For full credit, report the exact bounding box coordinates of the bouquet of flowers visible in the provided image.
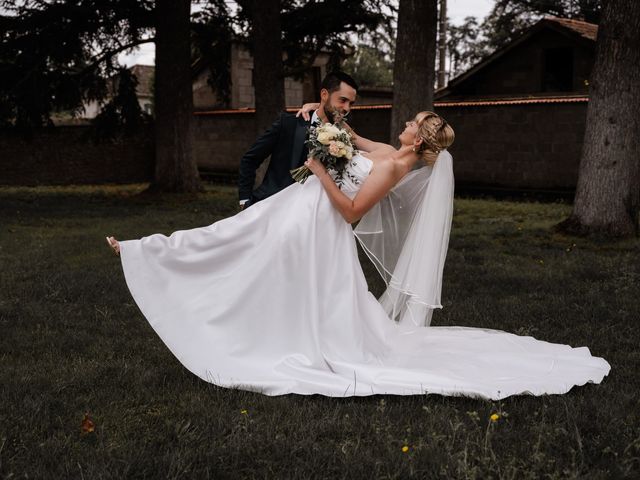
[290,115,355,184]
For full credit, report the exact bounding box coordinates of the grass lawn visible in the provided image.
[1,183,639,479]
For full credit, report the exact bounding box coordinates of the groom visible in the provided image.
[238,71,359,210]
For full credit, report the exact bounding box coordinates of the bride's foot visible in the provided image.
[106,236,120,256]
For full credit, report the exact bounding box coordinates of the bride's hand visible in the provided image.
[342,121,356,138]
[304,157,328,178]
[296,102,320,121]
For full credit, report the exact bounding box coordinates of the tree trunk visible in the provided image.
[390,0,438,145]
[557,0,640,237]
[252,0,285,133]
[249,0,285,187]
[437,0,447,89]
[151,0,201,193]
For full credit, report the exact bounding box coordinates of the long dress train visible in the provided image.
[118,155,610,399]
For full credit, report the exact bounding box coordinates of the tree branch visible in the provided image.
[63,37,156,76]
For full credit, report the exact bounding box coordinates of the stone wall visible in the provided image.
[1,101,587,191]
[192,111,256,174]
[191,107,394,177]
[193,101,587,191]
[0,126,154,186]
[436,100,587,190]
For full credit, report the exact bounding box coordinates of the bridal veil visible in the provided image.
[354,150,455,327]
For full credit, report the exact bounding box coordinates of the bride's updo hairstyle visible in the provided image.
[415,111,455,166]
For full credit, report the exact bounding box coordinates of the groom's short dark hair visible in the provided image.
[320,71,359,93]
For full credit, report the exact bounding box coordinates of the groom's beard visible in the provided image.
[323,105,336,123]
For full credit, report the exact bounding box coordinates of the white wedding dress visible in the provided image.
[118,154,610,399]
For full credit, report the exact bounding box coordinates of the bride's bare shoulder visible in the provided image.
[370,144,397,155]
[368,154,403,179]
[364,145,397,162]
[370,154,412,183]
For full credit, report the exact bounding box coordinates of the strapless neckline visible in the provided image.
[353,153,373,165]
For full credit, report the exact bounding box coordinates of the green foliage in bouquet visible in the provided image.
[290,118,355,185]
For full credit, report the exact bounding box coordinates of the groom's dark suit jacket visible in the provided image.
[238,112,311,206]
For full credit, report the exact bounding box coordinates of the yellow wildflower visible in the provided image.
[402,445,409,453]
[490,413,500,422]
[240,409,248,415]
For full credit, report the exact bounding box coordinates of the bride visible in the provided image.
[106,111,610,399]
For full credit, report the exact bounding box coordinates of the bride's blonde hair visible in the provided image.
[415,111,455,165]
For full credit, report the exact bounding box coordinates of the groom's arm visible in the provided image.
[238,113,284,204]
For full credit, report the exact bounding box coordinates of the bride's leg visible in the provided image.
[106,236,120,256]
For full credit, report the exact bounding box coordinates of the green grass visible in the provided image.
[1,184,639,479]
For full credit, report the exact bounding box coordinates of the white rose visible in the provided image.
[345,148,353,160]
[317,132,332,145]
[321,123,341,137]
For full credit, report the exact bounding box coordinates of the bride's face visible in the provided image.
[399,112,427,146]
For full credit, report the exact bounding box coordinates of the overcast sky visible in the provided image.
[119,0,495,67]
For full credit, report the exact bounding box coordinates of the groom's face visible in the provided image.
[320,82,357,122]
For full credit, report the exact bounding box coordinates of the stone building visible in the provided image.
[81,64,155,119]
[81,42,331,119]
[192,41,331,110]
[435,16,596,101]
[428,16,598,194]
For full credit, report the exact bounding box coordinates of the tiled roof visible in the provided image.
[192,96,589,115]
[544,16,598,41]
[347,96,589,108]
[434,95,588,107]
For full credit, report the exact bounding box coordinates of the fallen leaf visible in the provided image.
[81,413,95,434]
